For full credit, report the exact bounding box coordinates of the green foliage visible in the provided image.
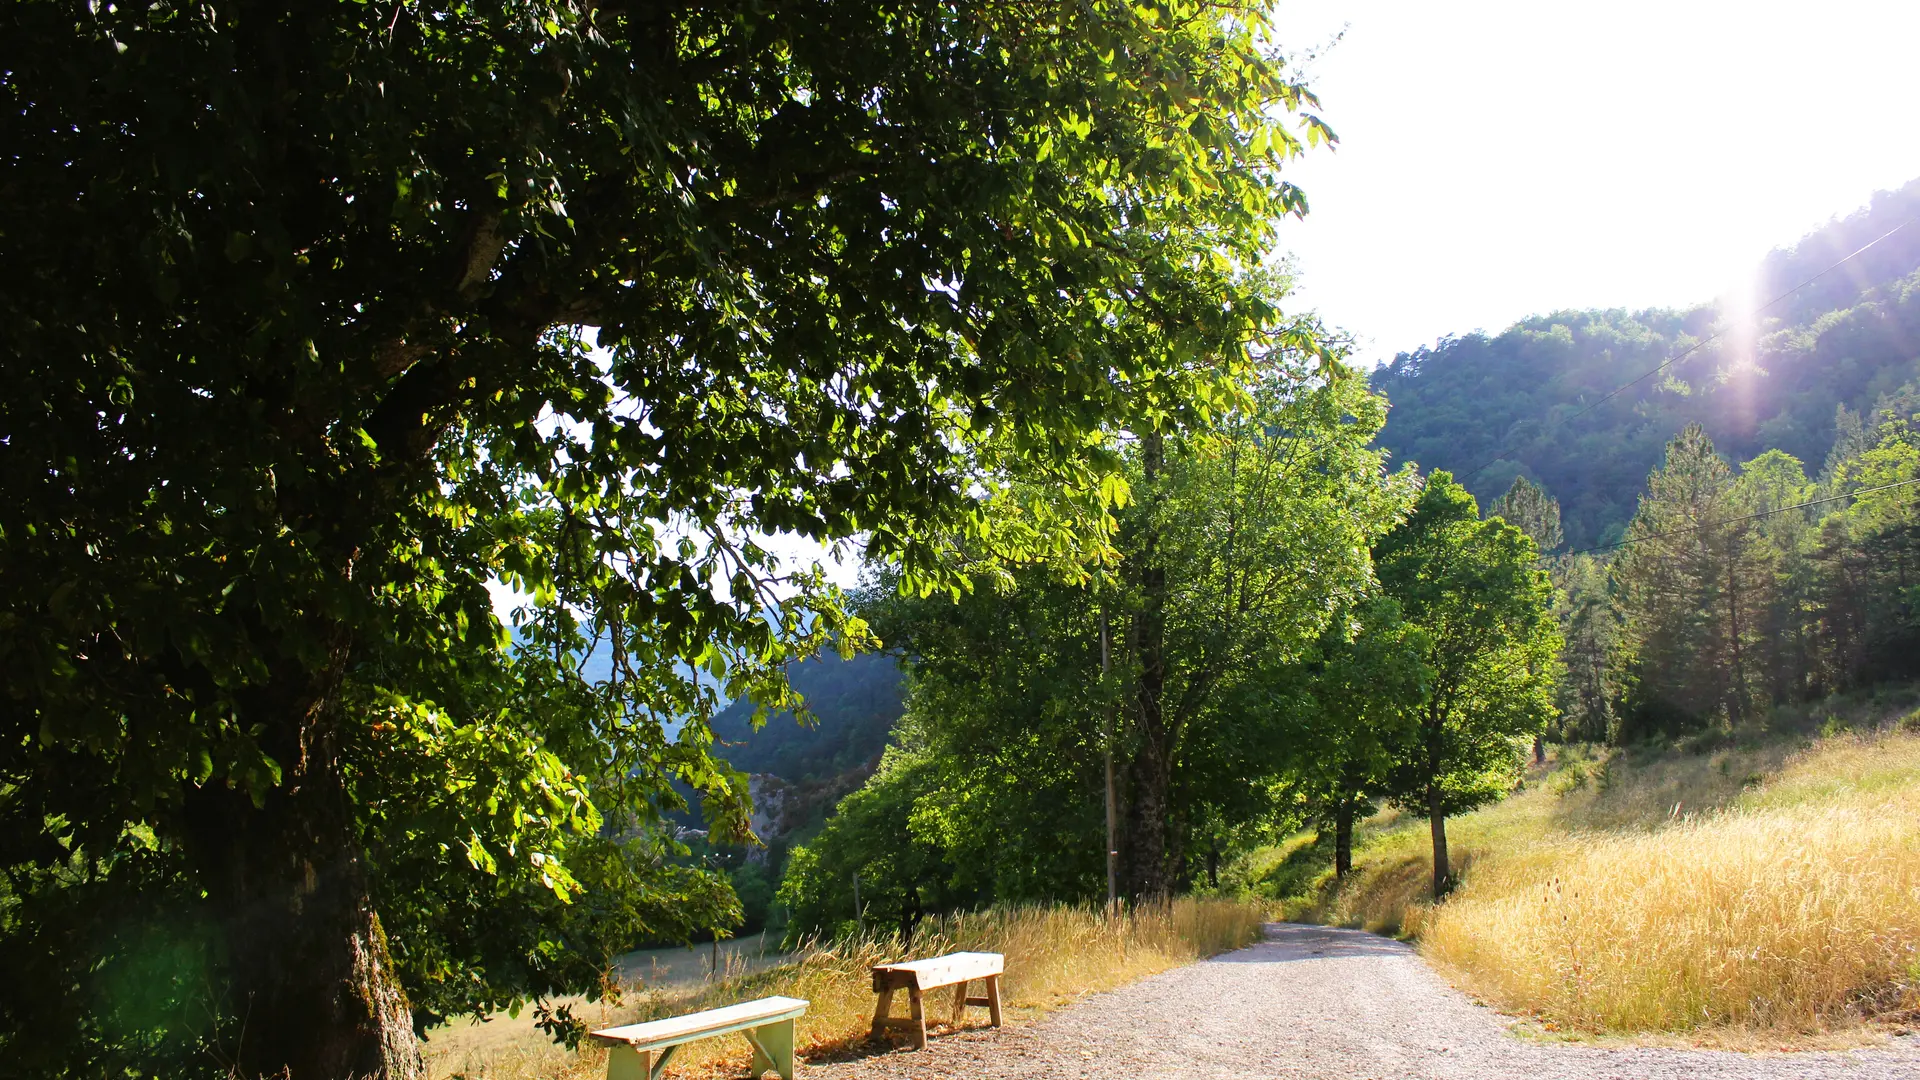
[0,0,1328,1074]
[782,351,1414,917]
[1612,425,1769,734]
[727,862,780,937]
[1257,597,1427,841]
[1114,351,1415,894]
[1373,472,1562,894]
[779,554,1127,937]
[1488,475,1565,554]
[776,734,1015,940]
[1604,418,1920,739]
[1554,554,1620,743]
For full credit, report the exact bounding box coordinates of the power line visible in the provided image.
[1455,214,1920,485]
[1554,475,1920,560]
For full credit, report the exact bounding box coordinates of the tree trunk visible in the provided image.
[1726,546,1747,725]
[186,664,422,1080]
[1123,730,1172,902]
[1334,795,1355,880]
[1427,783,1452,899]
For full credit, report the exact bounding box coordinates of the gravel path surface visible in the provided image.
[809,923,1920,1079]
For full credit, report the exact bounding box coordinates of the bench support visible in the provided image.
[606,1043,675,1080]
[869,986,930,1049]
[949,975,1002,1027]
[744,1017,797,1080]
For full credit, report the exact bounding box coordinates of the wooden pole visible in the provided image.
[1102,607,1118,912]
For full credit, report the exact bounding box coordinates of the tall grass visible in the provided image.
[1423,733,1920,1034]
[429,898,1267,1079]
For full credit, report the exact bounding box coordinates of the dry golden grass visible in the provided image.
[429,898,1268,1079]
[1302,729,1920,1039]
[1424,732,1920,1035]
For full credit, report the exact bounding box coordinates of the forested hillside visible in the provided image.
[710,652,904,782]
[1372,178,1920,548]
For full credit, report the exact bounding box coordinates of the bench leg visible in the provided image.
[951,979,969,1024]
[986,973,1002,1027]
[870,986,895,1040]
[908,986,927,1050]
[746,1018,796,1080]
[606,1045,652,1080]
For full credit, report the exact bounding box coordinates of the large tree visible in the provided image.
[0,2,1326,1076]
[1115,356,1408,898]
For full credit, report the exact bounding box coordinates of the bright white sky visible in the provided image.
[1268,0,1920,366]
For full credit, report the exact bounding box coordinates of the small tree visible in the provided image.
[1376,472,1560,899]
[1489,475,1565,555]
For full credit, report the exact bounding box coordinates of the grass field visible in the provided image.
[427,898,1267,1079]
[1272,693,1920,1040]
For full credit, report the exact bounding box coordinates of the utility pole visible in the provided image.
[1102,606,1118,913]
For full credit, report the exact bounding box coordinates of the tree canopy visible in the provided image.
[0,2,1329,1076]
[780,351,1413,927]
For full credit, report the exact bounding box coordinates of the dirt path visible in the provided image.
[810,923,1920,1080]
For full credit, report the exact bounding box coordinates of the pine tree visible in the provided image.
[1554,555,1619,742]
[1489,475,1565,554]
[1612,424,1767,736]
[1734,451,1818,704]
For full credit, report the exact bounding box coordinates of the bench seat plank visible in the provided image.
[869,952,1003,1050]
[870,951,1003,991]
[589,995,808,1052]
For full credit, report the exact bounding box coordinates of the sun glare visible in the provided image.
[1716,270,1765,377]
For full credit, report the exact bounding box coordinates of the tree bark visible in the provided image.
[1123,730,1172,902]
[1427,782,1451,900]
[1726,544,1747,725]
[185,660,422,1080]
[1334,795,1355,880]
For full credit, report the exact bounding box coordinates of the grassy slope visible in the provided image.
[1268,692,1920,1039]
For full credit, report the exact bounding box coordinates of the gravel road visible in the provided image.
[809,922,1920,1080]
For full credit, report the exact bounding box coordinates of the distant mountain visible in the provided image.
[1371,178,1920,548]
[711,651,904,783]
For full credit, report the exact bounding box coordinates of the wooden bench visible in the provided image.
[589,995,807,1080]
[869,951,1003,1050]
